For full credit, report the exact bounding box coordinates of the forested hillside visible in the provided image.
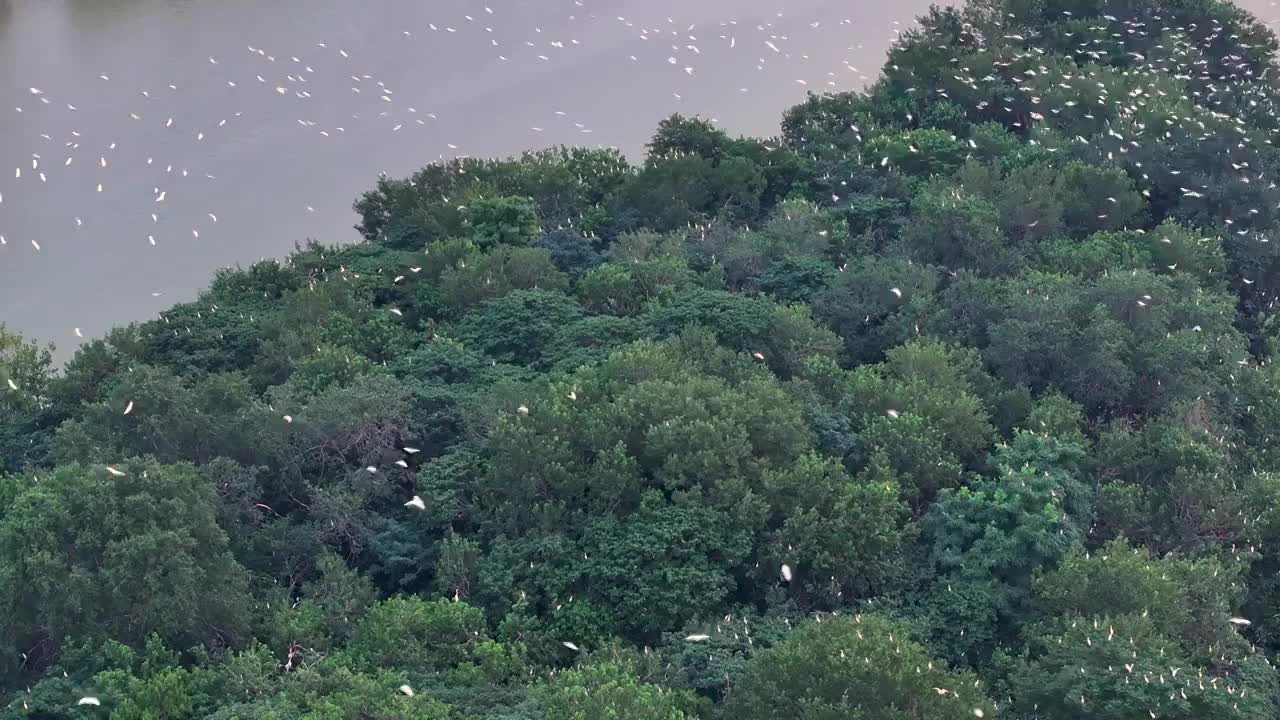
[6,0,1280,717]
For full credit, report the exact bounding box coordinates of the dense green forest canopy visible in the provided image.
[7,0,1280,717]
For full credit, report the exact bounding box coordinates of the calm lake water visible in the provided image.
[0,0,1275,361]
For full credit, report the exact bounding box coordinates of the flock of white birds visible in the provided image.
[1,5,895,252]
[6,0,1280,713]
